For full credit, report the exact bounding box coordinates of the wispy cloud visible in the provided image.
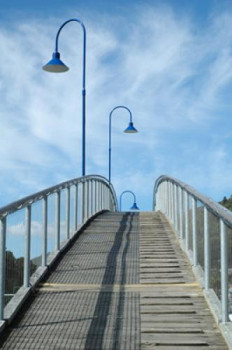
[1,4,232,208]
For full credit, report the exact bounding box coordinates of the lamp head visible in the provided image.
[130,202,139,210]
[124,121,138,133]
[42,52,69,73]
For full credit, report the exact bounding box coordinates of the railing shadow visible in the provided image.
[84,212,135,350]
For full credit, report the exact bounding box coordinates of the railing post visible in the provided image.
[167,181,170,219]
[192,197,197,266]
[204,207,210,290]
[95,180,97,213]
[0,217,6,320]
[82,181,86,223]
[220,219,229,323]
[171,183,175,225]
[156,186,159,211]
[174,185,178,232]
[97,182,100,212]
[163,182,166,214]
[55,191,60,251]
[179,187,184,240]
[74,183,78,231]
[86,180,90,219]
[91,180,94,215]
[42,197,48,267]
[184,191,189,251]
[24,205,31,288]
[100,182,103,211]
[66,186,70,239]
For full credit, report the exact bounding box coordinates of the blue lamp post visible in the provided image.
[42,18,87,176]
[109,106,138,183]
[120,190,139,211]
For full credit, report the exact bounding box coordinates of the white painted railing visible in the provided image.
[154,175,232,325]
[0,175,117,321]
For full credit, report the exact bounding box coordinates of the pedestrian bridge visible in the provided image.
[0,175,231,349]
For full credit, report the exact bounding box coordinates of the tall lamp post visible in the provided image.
[109,106,138,183]
[120,190,139,211]
[42,18,87,176]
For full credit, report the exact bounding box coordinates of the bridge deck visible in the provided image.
[0,212,228,349]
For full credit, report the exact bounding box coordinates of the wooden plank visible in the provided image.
[139,212,229,350]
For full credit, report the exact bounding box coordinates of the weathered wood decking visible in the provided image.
[0,212,229,349]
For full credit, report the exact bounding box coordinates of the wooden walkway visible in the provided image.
[0,212,229,349]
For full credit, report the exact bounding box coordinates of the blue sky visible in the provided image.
[1,0,232,211]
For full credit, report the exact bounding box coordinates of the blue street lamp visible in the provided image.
[42,18,87,176]
[109,106,138,183]
[120,190,139,211]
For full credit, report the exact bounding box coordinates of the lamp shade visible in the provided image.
[130,202,139,210]
[42,52,69,73]
[124,121,138,133]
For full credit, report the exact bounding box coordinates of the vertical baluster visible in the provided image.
[204,207,210,290]
[165,181,168,215]
[192,197,197,266]
[24,205,31,288]
[179,187,183,240]
[174,185,178,233]
[42,197,48,267]
[167,181,170,219]
[220,219,229,323]
[172,183,175,225]
[82,181,86,223]
[66,186,70,239]
[0,217,6,320]
[91,180,94,216]
[86,180,90,219]
[95,180,97,213]
[184,191,189,251]
[100,182,103,211]
[55,191,60,251]
[74,183,78,231]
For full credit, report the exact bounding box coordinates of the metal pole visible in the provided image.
[74,183,78,231]
[0,217,6,320]
[86,180,90,219]
[171,182,175,227]
[220,219,229,323]
[184,191,189,251]
[95,180,97,214]
[42,197,48,267]
[204,207,210,290]
[82,181,85,223]
[55,191,60,251]
[108,105,134,183]
[167,181,170,219]
[66,187,70,239]
[55,19,86,176]
[174,185,178,232]
[179,187,183,240]
[192,197,197,266]
[99,183,101,211]
[24,206,31,288]
[91,180,94,216]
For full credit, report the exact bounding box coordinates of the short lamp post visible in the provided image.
[42,18,87,176]
[109,106,138,183]
[120,190,139,211]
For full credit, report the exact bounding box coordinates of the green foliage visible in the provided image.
[5,251,37,295]
[219,195,232,211]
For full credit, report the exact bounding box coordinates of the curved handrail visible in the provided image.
[0,174,118,321]
[153,174,232,324]
[153,174,232,228]
[0,175,118,218]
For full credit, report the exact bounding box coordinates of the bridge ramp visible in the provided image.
[0,212,228,349]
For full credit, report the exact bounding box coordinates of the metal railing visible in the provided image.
[153,175,232,324]
[0,175,117,321]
